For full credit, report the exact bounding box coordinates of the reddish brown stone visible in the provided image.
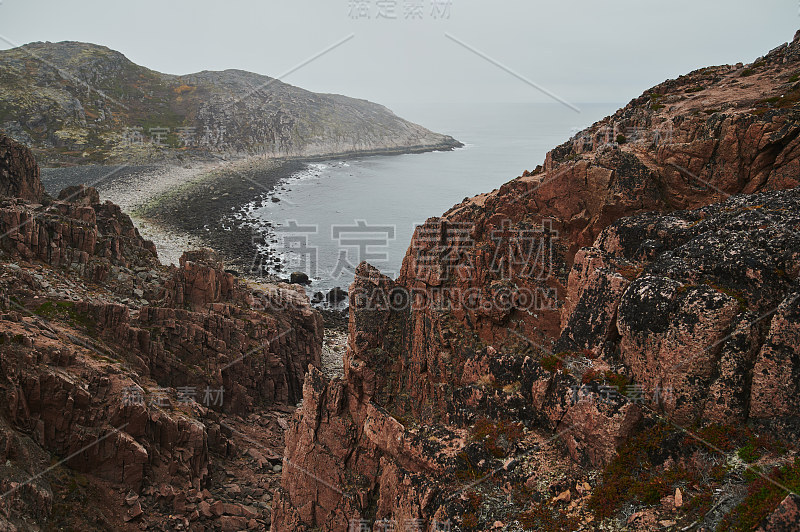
[0,134,45,203]
[757,494,800,532]
[274,34,800,531]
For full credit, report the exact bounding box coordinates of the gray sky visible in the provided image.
[0,0,795,108]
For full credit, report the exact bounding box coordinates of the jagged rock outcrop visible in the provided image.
[563,188,800,429]
[57,184,99,205]
[0,41,461,165]
[274,33,800,531]
[0,135,45,203]
[0,135,322,529]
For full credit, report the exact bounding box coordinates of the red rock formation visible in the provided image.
[0,136,323,529]
[758,494,800,532]
[274,34,800,531]
[0,187,158,282]
[749,294,800,422]
[0,134,45,203]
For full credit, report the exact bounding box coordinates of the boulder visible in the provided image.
[290,271,310,285]
[326,286,347,304]
[58,184,100,205]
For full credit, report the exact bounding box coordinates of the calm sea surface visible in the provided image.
[241,102,621,296]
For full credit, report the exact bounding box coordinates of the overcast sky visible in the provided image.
[0,0,795,109]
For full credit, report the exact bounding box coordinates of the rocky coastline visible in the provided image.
[40,139,461,306]
[272,32,800,532]
[0,130,333,529]
[0,41,462,167]
[2,28,800,532]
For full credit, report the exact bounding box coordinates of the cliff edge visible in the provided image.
[273,31,800,532]
[0,133,323,530]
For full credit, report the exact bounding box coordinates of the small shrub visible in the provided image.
[704,281,748,312]
[589,422,712,519]
[454,451,481,481]
[581,348,599,359]
[539,354,565,372]
[616,134,627,144]
[711,463,729,481]
[35,301,95,329]
[581,369,602,384]
[737,433,784,464]
[743,465,762,483]
[604,371,629,390]
[589,423,672,518]
[617,264,643,281]
[471,417,525,458]
[461,512,478,528]
[738,441,762,463]
[685,491,713,515]
[518,502,581,532]
[173,84,194,95]
[649,93,665,111]
[465,490,482,510]
[687,424,741,452]
[580,369,630,390]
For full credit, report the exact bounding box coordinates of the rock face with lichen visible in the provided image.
[0,134,45,202]
[563,189,800,430]
[0,41,461,165]
[273,33,800,531]
[0,133,322,530]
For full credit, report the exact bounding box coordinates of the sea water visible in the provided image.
[241,102,621,297]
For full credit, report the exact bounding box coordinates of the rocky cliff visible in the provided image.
[273,33,800,531]
[0,135,45,202]
[0,133,323,530]
[0,42,461,165]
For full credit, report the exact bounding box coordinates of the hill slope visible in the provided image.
[0,41,461,165]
